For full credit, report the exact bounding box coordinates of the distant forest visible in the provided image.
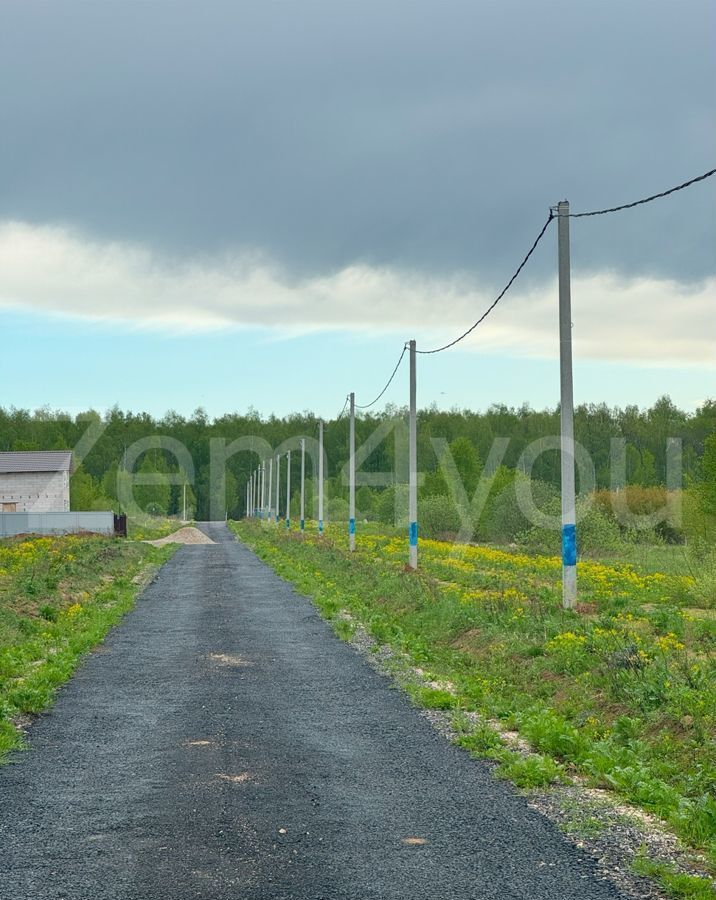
[1,397,714,520]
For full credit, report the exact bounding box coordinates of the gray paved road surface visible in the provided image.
[0,523,626,899]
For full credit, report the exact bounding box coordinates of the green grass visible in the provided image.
[0,533,174,761]
[231,519,716,873]
[332,618,356,641]
[493,749,566,788]
[410,686,460,710]
[599,543,695,577]
[559,814,607,840]
[127,515,188,541]
[454,721,505,755]
[632,856,716,900]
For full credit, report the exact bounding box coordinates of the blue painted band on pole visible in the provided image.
[300,519,305,531]
[349,517,356,535]
[409,521,418,547]
[286,518,290,529]
[562,523,577,566]
[318,519,324,533]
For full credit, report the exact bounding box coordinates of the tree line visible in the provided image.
[0,396,713,521]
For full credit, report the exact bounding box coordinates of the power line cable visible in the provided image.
[334,395,350,421]
[417,167,715,355]
[567,167,716,218]
[355,344,408,409]
[330,165,715,413]
[416,213,555,354]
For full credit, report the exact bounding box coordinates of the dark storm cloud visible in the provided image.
[1,0,714,286]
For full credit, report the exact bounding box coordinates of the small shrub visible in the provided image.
[486,477,558,544]
[356,486,376,520]
[327,497,349,522]
[519,497,622,556]
[594,488,686,544]
[377,485,408,527]
[419,495,462,538]
[577,500,623,555]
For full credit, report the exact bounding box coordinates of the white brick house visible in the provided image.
[0,451,73,513]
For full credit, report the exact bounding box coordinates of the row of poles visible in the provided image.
[246,427,323,533]
[246,203,576,608]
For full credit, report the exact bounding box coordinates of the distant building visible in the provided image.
[0,451,73,513]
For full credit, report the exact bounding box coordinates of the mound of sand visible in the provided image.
[146,527,215,546]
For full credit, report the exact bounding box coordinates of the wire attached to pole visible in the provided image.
[567,167,716,218]
[354,344,408,409]
[417,213,555,355]
[329,165,715,408]
[334,395,350,421]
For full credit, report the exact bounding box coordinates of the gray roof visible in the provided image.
[0,451,74,474]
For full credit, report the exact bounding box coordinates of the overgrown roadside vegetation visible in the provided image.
[128,515,192,541]
[0,533,174,761]
[232,520,716,898]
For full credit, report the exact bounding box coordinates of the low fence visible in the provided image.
[0,511,117,538]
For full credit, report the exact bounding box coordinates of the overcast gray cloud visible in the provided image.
[2,0,714,293]
[1,220,714,370]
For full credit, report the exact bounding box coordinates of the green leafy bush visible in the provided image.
[519,496,623,557]
[327,497,350,521]
[377,485,408,527]
[419,495,462,538]
[485,476,558,543]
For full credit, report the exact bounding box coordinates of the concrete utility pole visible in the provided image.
[300,438,306,532]
[557,200,577,609]
[183,482,187,522]
[275,454,280,522]
[349,392,356,552]
[260,461,266,520]
[267,457,273,522]
[318,420,324,535]
[286,450,291,528]
[408,339,418,570]
[253,469,258,518]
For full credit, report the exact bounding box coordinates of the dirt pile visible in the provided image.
[146,527,215,546]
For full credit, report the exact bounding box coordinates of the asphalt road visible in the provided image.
[0,523,627,899]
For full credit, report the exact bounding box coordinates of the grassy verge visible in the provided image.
[0,533,175,760]
[633,856,716,900]
[232,519,716,891]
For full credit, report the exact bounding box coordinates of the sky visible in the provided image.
[1,0,714,419]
